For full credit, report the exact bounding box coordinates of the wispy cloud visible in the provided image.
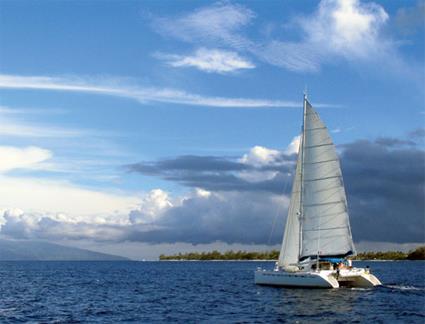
[156,48,255,73]
[0,105,67,115]
[152,2,254,49]
[152,0,398,73]
[0,115,85,138]
[0,74,338,108]
[0,146,52,173]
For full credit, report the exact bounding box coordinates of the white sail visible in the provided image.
[299,100,355,259]
[278,139,302,269]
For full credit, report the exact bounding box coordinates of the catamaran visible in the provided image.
[255,95,381,288]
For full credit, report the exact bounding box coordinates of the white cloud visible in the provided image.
[303,0,389,59]
[0,146,52,173]
[0,189,287,244]
[237,143,300,183]
[152,2,254,48]
[129,189,173,224]
[284,135,301,155]
[152,0,396,73]
[240,145,281,166]
[238,145,285,182]
[0,114,85,138]
[195,188,211,198]
[256,0,391,71]
[0,74,313,108]
[158,48,255,73]
[0,176,139,217]
[0,105,67,115]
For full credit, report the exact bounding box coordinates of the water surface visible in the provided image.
[0,261,423,323]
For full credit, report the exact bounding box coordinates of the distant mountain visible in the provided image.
[0,239,129,261]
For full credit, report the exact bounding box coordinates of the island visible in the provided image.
[159,246,425,261]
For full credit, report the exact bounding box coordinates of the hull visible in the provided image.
[337,268,382,288]
[255,269,339,288]
[255,268,381,289]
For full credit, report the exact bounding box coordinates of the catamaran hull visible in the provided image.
[337,271,381,288]
[255,270,339,288]
[254,269,381,289]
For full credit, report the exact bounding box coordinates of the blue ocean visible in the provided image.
[0,261,423,323]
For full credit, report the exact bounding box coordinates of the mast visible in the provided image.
[298,93,307,261]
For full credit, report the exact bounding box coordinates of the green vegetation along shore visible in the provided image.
[159,246,425,261]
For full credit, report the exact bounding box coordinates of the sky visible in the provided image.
[0,0,424,260]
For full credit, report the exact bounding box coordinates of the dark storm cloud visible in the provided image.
[126,134,425,245]
[374,137,415,147]
[127,154,295,194]
[127,192,285,245]
[2,135,423,246]
[131,155,248,174]
[341,139,425,243]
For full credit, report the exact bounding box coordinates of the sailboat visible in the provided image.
[255,95,381,288]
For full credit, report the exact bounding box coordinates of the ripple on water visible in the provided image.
[0,261,423,323]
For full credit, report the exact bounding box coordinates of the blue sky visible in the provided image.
[0,0,424,259]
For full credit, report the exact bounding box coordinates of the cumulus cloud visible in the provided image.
[265,0,392,70]
[129,189,173,224]
[303,0,389,59]
[127,134,424,244]
[0,190,287,245]
[0,209,128,241]
[240,146,281,166]
[157,48,255,73]
[1,134,423,246]
[126,191,287,244]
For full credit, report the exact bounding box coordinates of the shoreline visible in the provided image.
[158,259,422,262]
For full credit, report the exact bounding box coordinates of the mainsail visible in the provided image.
[278,96,355,268]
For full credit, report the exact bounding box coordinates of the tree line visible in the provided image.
[159,246,425,261]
